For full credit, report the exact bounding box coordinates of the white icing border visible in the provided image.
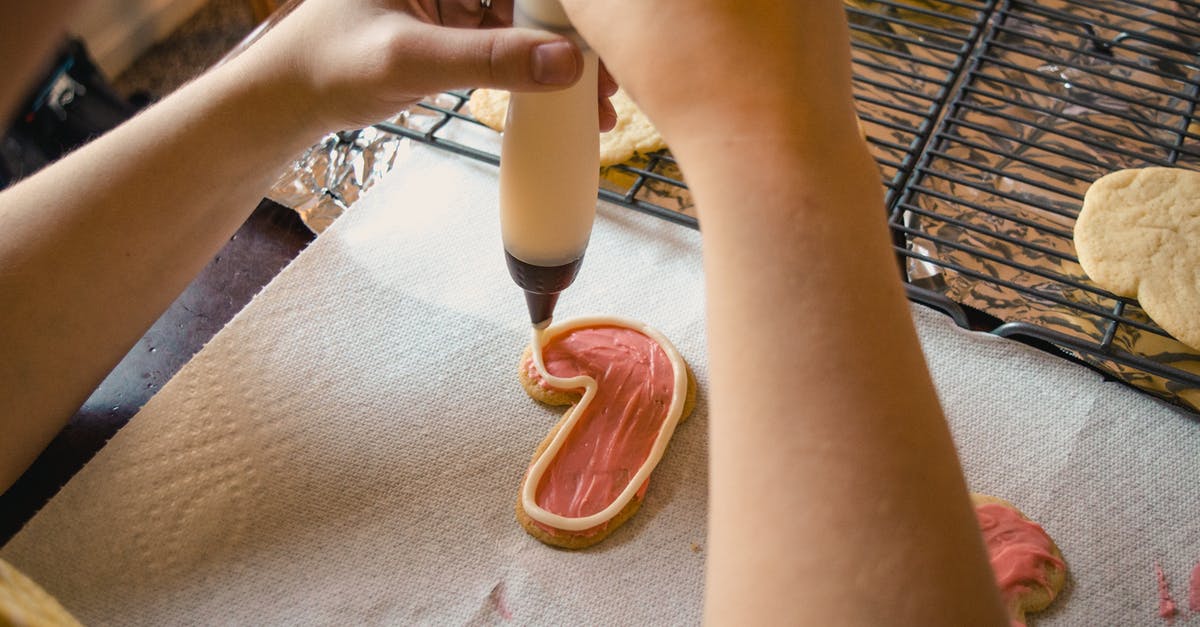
[520,315,688,532]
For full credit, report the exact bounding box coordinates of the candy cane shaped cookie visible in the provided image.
[972,494,1067,626]
[515,316,697,549]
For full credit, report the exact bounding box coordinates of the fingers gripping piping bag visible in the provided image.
[500,0,600,328]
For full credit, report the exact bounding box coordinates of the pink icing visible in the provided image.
[527,325,676,536]
[1156,562,1178,620]
[1189,561,1200,612]
[975,503,1065,613]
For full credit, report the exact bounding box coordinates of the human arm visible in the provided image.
[0,0,588,492]
[561,2,1007,624]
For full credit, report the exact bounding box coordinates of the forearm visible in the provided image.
[0,55,325,490]
[680,134,1006,624]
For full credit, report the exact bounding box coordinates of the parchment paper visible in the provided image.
[3,141,1198,625]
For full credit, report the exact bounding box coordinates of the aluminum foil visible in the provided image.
[267,125,402,234]
[600,154,694,218]
[266,95,463,234]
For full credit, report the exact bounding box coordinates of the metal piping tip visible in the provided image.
[524,290,559,329]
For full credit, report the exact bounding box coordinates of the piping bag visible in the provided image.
[500,0,600,329]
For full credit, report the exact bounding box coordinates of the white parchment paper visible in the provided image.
[3,140,1198,625]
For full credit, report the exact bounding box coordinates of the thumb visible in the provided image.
[398,25,583,93]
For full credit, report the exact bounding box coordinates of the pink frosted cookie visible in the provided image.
[972,494,1067,625]
[515,316,697,549]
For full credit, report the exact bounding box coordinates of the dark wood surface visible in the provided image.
[0,199,314,545]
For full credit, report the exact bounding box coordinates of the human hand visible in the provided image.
[234,0,615,132]
[558,1,863,153]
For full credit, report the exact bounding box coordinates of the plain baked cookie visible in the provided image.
[0,558,82,626]
[467,88,666,166]
[515,325,697,550]
[971,494,1067,625]
[1074,167,1200,350]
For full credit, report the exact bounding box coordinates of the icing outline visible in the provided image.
[520,315,687,532]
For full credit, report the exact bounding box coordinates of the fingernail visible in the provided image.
[531,41,579,86]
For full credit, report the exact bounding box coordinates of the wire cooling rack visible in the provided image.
[376,0,1200,413]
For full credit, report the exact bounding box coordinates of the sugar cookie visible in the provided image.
[0,558,82,627]
[468,88,666,166]
[1074,167,1200,350]
[515,316,697,549]
[972,494,1067,625]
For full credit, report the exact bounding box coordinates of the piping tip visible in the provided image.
[524,290,559,329]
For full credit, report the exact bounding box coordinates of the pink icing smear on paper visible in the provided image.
[1156,562,1178,621]
[1190,561,1200,613]
[488,582,513,621]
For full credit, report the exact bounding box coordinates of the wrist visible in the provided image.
[204,51,336,150]
[674,119,880,217]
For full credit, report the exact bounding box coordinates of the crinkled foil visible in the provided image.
[267,123,402,234]
[265,94,463,233]
[600,154,694,217]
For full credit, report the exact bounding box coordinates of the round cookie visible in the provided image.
[515,320,697,549]
[1074,167,1200,350]
[465,87,509,131]
[467,88,666,166]
[971,494,1067,625]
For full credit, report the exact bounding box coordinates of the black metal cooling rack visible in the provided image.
[376,0,1200,413]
